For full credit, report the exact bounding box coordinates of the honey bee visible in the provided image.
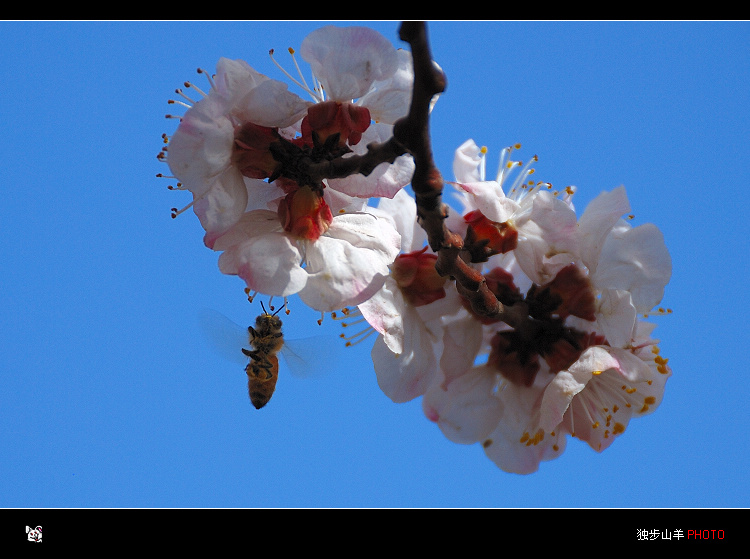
[242,303,285,409]
[199,304,334,410]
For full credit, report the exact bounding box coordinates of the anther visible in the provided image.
[339,327,376,347]
[170,201,194,219]
[174,87,197,105]
[183,81,207,98]
[340,316,368,328]
[196,67,216,90]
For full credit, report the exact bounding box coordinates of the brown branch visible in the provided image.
[392,21,532,332]
[269,131,408,189]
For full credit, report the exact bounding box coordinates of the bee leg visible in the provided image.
[258,359,275,380]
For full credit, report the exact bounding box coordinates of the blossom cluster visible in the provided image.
[159,24,673,474]
[159,26,413,312]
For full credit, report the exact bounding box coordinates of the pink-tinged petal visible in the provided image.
[483,423,568,475]
[327,154,415,199]
[539,371,585,433]
[327,123,415,199]
[193,167,249,248]
[454,181,520,223]
[357,48,414,124]
[234,78,311,128]
[439,314,484,389]
[577,186,631,273]
[415,285,464,325]
[372,306,438,403]
[229,232,307,297]
[593,221,672,313]
[300,25,399,101]
[483,382,567,474]
[547,345,662,452]
[358,278,406,354]
[244,178,285,212]
[167,96,234,196]
[325,211,401,262]
[299,239,387,312]
[299,213,399,311]
[422,366,504,444]
[213,57,270,106]
[212,210,282,254]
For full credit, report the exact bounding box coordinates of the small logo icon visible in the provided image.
[26,526,42,542]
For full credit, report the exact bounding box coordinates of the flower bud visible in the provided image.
[277,185,333,241]
[463,210,518,256]
[390,247,447,307]
[232,121,280,179]
[302,100,371,147]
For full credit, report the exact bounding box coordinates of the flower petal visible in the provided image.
[357,48,414,124]
[326,123,415,199]
[234,79,311,128]
[483,382,567,474]
[513,190,579,285]
[300,25,399,101]
[193,167,249,248]
[222,231,307,297]
[299,213,399,311]
[439,313,484,389]
[358,277,406,354]
[422,365,504,444]
[213,57,270,107]
[372,308,438,403]
[452,139,483,184]
[373,188,425,253]
[167,95,234,197]
[454,180,521,223]
[577,186,631,273]
[596,288,637,348]
[593,221,672,312]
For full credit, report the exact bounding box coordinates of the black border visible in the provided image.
[0,508,738,548]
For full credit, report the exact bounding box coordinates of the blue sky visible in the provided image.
[1,20,748,510]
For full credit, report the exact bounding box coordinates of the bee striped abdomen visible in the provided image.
[246,354,279,409]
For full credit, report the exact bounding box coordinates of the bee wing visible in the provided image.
[198,308,250,366]
[279,336,340,379]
